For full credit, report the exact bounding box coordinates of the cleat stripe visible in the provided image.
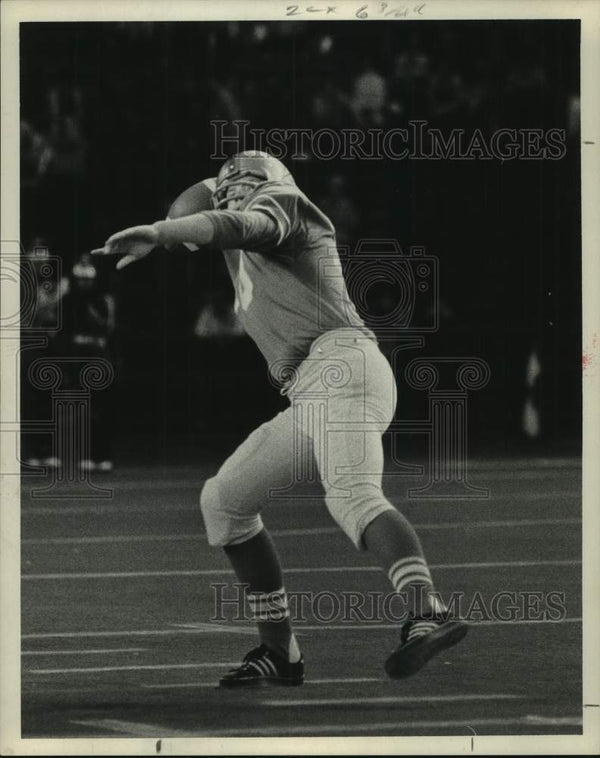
[263,658,278,677]
[257,659,272,676]
[248,660,267,676]
[263,657,278,676]
[252,659,267,676]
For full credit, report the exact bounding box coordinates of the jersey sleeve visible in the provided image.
[202,208,286,252]
[243,193,295,247]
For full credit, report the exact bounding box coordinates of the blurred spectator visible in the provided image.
[194,288,245,340]
[21,123,53,241]
[426,60,466,125]
[311,80,351,129]
[21,241,70,468]
[19,21,579,447]
[25,240,71,332]
[20,120,53,188]
[45,86,86,177]
[63,252,116,472]
[461,64,492,128]
[503,62,551,127]
[388,42,430,119]
[567,94,580,139]
[209,79,243,123]
[191,287,245,432]
[25,86,88,262]
[349,63,388,127]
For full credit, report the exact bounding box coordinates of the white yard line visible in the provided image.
[22,648,145,656]
[23,677,382,693]
[29,662,238,675]
[142,676,383,690]
[70,718,200,738]
[21,558,581,581]
[522,715,585,725]
[22,616,582,643]
[22,629,221,640]
[262,693,524,707]
[21,518,581,546]
[176,617,583,632]
[69,714,582,738]
[221,715,583,736]
[20,489,580,517]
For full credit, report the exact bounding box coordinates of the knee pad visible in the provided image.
[324,485,396,550]
[200,477,230,547]
[199,476,263,548]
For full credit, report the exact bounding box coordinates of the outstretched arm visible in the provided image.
[92,209,282,270]
[92,178,216,269]
[91,225,161,270]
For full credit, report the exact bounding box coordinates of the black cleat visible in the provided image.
[385,616,469,679]
[219,644,304,688]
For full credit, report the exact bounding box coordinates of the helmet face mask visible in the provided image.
[216,170,268,210]
[213,151,294,210]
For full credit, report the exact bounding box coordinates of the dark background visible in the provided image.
[19,20,581,463]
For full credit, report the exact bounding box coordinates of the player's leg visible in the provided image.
[294,333,437,603]
[200,408,303,687]
[294,332,467,677]
[362,506,468,679]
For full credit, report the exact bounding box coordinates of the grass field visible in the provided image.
[20,455,583,738]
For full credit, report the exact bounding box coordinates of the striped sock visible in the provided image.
[388,556,446,618]
[247,587,301,663]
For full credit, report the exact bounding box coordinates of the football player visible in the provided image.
[93,151,467,687]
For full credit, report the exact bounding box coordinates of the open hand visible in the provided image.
[92,225,159,270]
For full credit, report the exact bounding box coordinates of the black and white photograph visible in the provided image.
[1,0,599,753]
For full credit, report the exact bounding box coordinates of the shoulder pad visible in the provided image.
[243,185,302,246]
